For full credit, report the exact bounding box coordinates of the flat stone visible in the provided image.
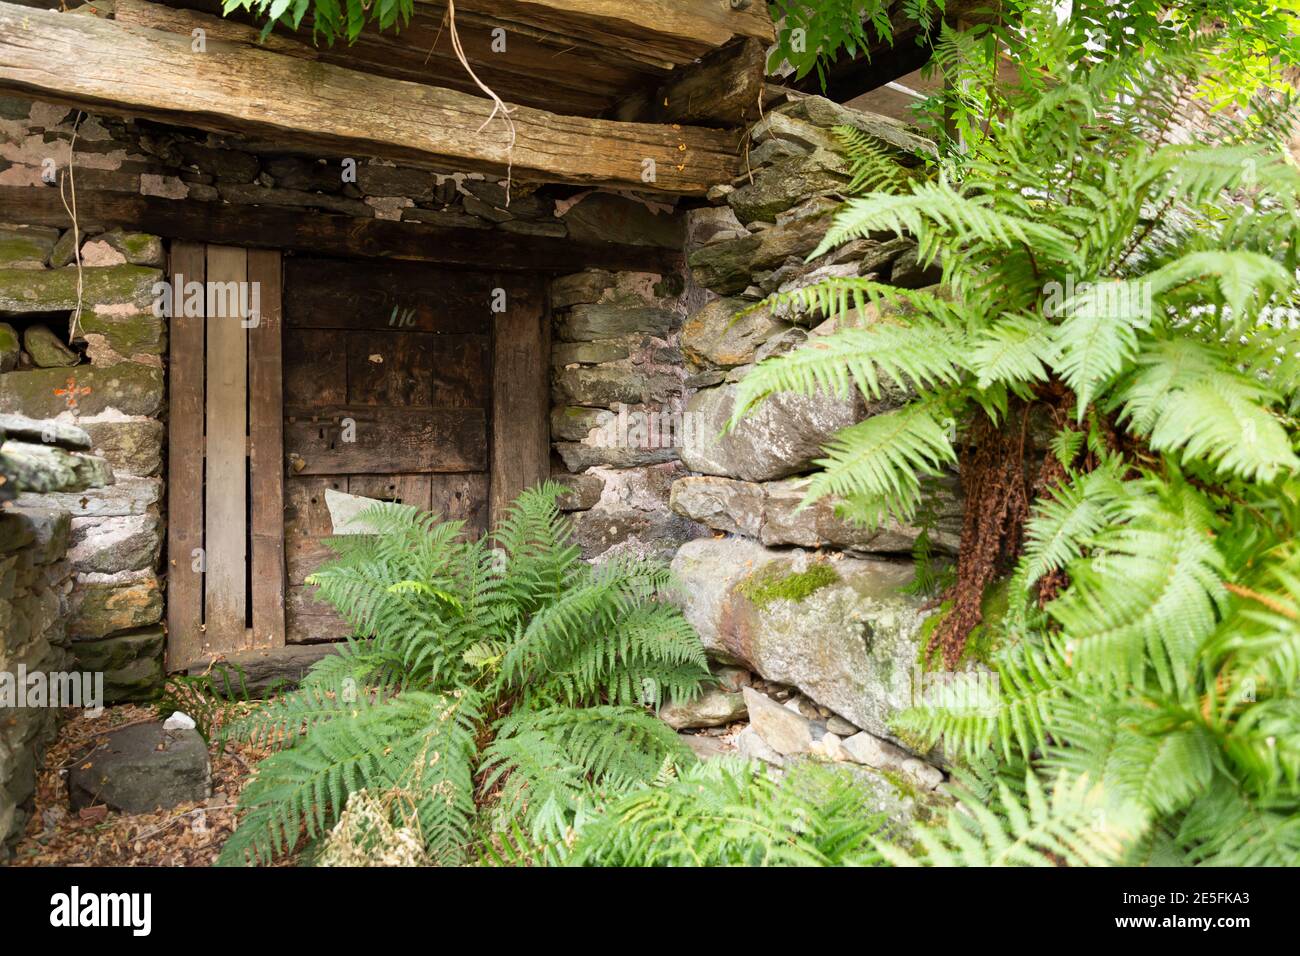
[735,724,784,766]
[685,205,748,252]
[0,413,91,449]
[679,382,863,482]
[550,270,614,309]
[0,225,57,270]
[743,686,813,755]
[561,193,684,249]
[78,310,166,360]
[727,155,850,225]
[556,301,675,341]
[681,298,788,369]
[780,96,936,157]
[0,264,161,313]
[689,208,841,299]
[99,655,165,704]
[195,644,339,699]
[668,474,764,538]
[762,476,961,553]
[840,730,911,771]
[552,471,605,511]
[550,406,608,442]
[551,341,630,366]
[67,723,211,813]
[81,417,163,476]
[68,513,161,573]
[552,366,680,406]
[16,476,161,517]
[0,363,165,418]
[0,441,113,494]
[70,568,162,639]
[178,143,261,183]
[356,164,437,201]
[659,685,748,730]
[554,442,679,473]
[0,505,69,563]
[826,714,859,736]
[22,325,79,368]
[570,505,704,562]
[71,626,165,674]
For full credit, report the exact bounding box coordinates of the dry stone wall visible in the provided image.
[669,97,967,764]
[0,413,112,859]
[0,207,167,706]
[552,96,968,796]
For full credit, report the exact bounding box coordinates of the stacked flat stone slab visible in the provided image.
[0,188,168,703]
[549,265,711,563]
[0,413,111,859]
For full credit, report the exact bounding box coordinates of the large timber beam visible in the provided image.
[615,37,768,126]
[0,186,682,273]
[428,0,777,69]
[0,4,742,194]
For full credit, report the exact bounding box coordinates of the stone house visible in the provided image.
[0,0,969,854]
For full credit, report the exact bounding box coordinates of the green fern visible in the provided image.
[566,759,887,867]
[736,45,1300,868]
[220,483,710,865]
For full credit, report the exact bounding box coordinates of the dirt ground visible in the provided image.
[7,703,273,867]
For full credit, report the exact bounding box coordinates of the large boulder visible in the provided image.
[67,722,210,813]
[671,536,932,741]
[680,382,862,482]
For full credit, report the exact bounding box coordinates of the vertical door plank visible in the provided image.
[166,241,205,671]
[248,248,286,649]
[203,245,249,651]
[489,277,550,527]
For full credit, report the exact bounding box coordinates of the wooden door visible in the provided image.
[166,243,286,671]
[281,257,511,643]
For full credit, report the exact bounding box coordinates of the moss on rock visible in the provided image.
[79,310,165,357]
[0,264,161,313]
[739,560,840,609]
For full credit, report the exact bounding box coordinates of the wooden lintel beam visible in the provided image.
[0,4,742,195]
[616,36,767,127]
[429,0,777,69]
[0,186,682,273]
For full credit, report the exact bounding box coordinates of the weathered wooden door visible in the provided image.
[167,250,549,660]
[166,242,286,671]
[279,258,545,643]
